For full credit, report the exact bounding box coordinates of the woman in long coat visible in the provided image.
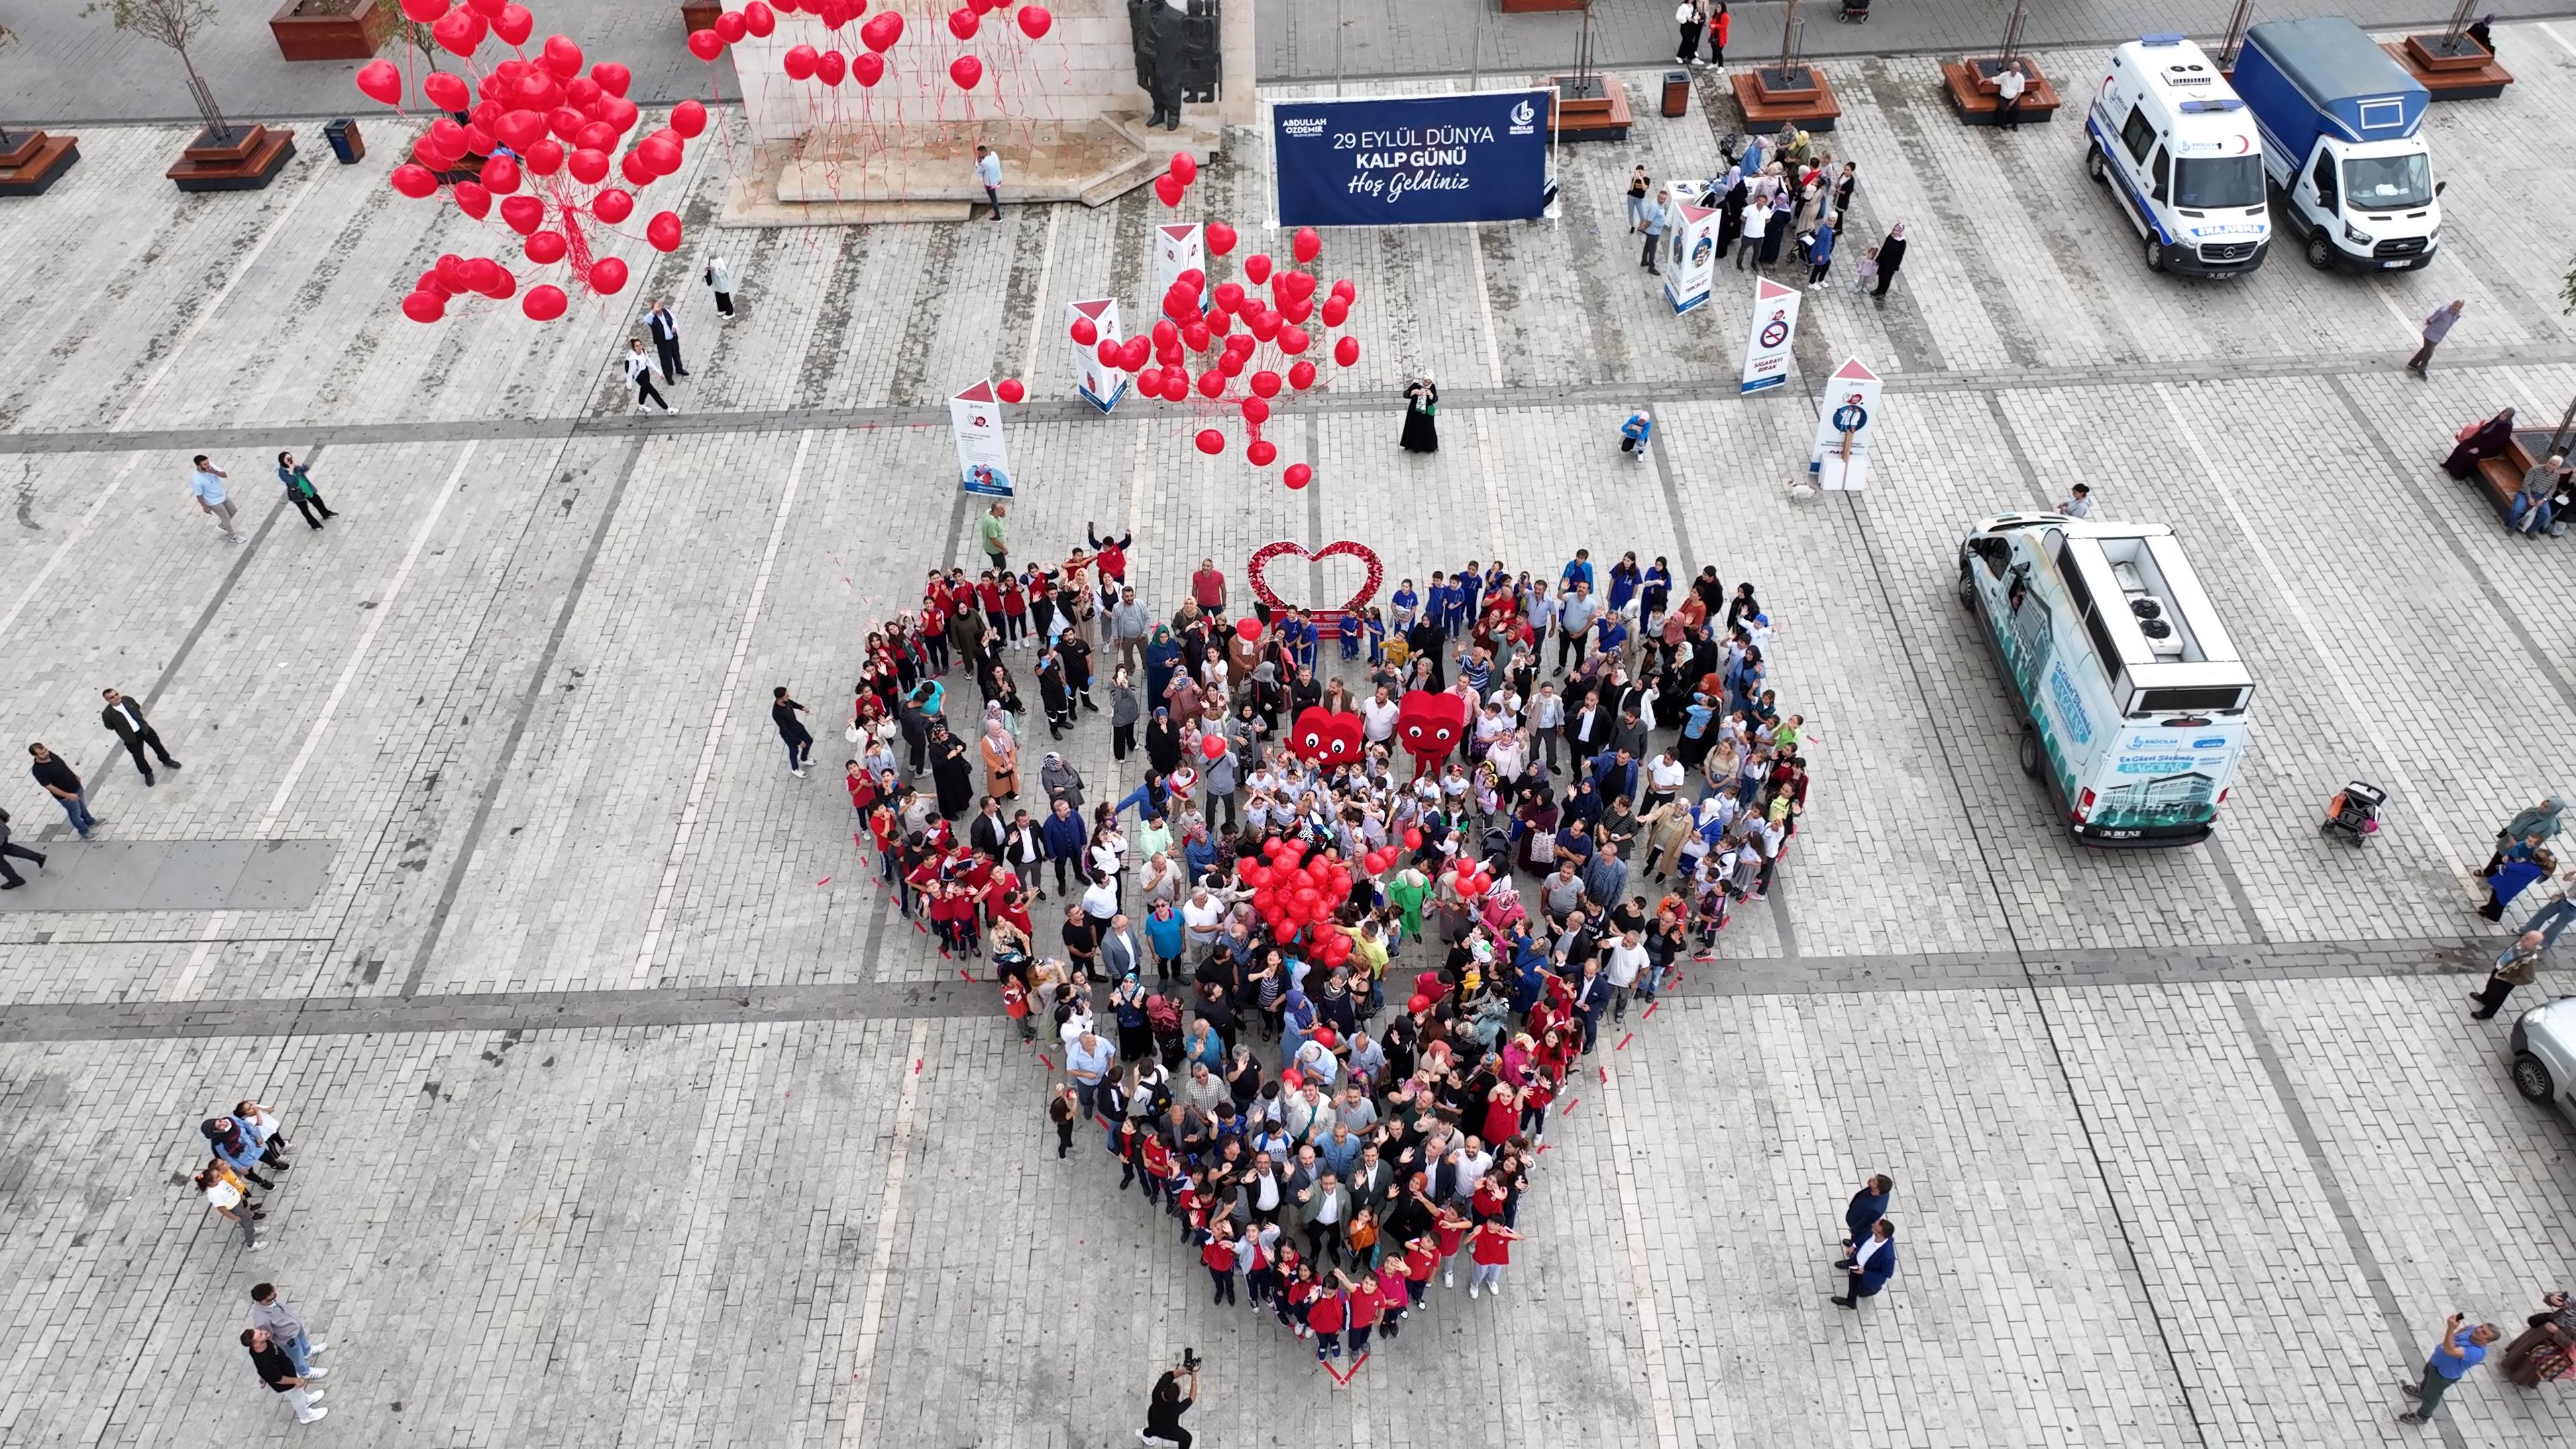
[2443,407,2517,479]
[926,720,976,819]
[980,709,1020,800]
[1401,375,1440,453]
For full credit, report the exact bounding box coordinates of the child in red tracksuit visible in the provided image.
[1434,1205,1472,1289]
[1281,1263,1319,1336]
[1000,573,1029,643]
[1401,1234,1438,1312]
[1306,1277,1348,1362]
[1342,1269,1382,1357]
[1371,1259,1410,1340]
[1199,1224,1238,1305]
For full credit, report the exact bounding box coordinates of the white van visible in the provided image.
[1957,514,2255,846]
[2084,35,2271,276]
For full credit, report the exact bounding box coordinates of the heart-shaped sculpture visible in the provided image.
[1247,539,1383,618]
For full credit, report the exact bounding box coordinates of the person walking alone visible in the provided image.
[2470,931,2547,1019]
[645,297,686,382]
[981,501,1010,574]
[1638,190,1668,271]
[1805,212,1837,286]
[975,144,1004,221]
[99,687,180,786]
[625,339,674,415]
[2406,300,2465,378]
[2399,1312,2501,1424]
[702,254,737,319]
[0,806,45,890]
[189,455,244,544]
[772,686,814,777]
[274,453,336,530]
[27,743,97,839]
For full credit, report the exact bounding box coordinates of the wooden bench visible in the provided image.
[1942,58,2062,125]
[1731,66,1842,133]
[2471,433,2563,531]
[2385,35,2513,101]
[0,129,80,197]
[166,125,297,193]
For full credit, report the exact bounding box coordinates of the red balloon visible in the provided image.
[1321,297,1349,327]
[434,253,475,292]
[1160,371,1189,402]
[637,135,682,174]
[574,120,618,153]
[433,7,487,56]
[590,62,633,98]
[428,116,468,155]
[1289,361,1318,390]
[523,138,565,174]
[1016,4,1052,38]
[1194,429,1226,456]
[1293,227,1322,262]
[1278,325,1310,355]
[1134,366,1163,394]
[996,377,1026,403]
[851,51,884,85]
[816,49,847,85]
[481,155,522,195]
[947,7,978,39]
[714,9,749,42]
[860,11,902,51]
[1152,174,1183,208]
[1246,439,1278,467]
[1213,281,1244,313]
[671,99,709,138]
[1119,335,1150,371]
[423,70,471,111]
[543,33,585,76]
[494,2,533,44]
[1168,151,1197,186]
[522,283,568,321]
[494,109,545,152]
[1403,828,1424,849]
[589,257,629,294]
[356,60,403,107]
[568,147,610,184]
[646,210,683,252]
[499,193,545,233]
[525,230,567,264]
[1243,253,1273,284]
[452,180,492,219]
[400,0,449,21]
[466,0,503,17]
[1281,296,1313,325]
[1095,338,1122,368]
[1240,396,1270,425]
[1249,369,1281,398]
[1196,368,1224,398]
[1181,321,1210,352]
[1217,350,1246,378]
[1069,316,1097,346]
[546,105,586,142]
[464,256,503,292]
[1150,318,1178,348]
[400,290,447,323]
[620,150,656,186]
[1205,220,1236,255]
[1246,310,1281,343]
[1200,734,1226,761]
[687,28,725,60]
[743,1,776,36]
[1235,617,1263,642]
[1283,462,1311,488]
[390,163,440,199]
[1335,336,1361,367]
[784,44,818,80]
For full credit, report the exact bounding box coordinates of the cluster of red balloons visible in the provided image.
[1240,838,1357,958]
[360,0,690,323]
[734,0,1053,93]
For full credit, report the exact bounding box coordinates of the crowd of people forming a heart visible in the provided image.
[819,511,1840,1373]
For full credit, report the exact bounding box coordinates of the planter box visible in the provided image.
[270,0,393,62]
[2387,35,2513,100]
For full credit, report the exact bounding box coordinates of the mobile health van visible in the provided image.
[1957,514,2255,845]
[2233,17,2441,271]
[2084,35,2271,276]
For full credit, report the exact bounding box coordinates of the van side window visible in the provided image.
[2149,146,2171,202]
[2120,105,2155,164]
[1972,539,2010,578]
[2310,152,2338,211]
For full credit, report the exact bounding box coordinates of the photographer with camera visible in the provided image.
[1138,1350,1199,1448]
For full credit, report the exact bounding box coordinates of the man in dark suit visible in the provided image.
[1837,1173,1893,1265]
[0,807,46,889]
[645,299,685,382]
[99,688,180,786]
[1833,1220,1896,1308]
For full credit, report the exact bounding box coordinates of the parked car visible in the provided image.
[2510,996,2576,1116]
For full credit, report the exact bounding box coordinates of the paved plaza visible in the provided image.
[2,16,2576,1449]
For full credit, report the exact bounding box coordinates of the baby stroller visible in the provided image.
[2319,781,2385,845]
[1838,0,1869,21]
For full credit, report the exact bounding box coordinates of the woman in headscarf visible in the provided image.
[1165,667,1205,732]
[1872,221,1908,298]
[1401,374,1440,454]
[980,706,1020,800]
[1108,665,1141,761]
[2483,797,2567,876]
[1248,659,1285,732]
[926,718,976,819]
[2443,407,2518,480]
[1512,783,1560,874]
[2501,1289,2576,1388]
[1144,625,1180,710]
[1146,707,1183,777]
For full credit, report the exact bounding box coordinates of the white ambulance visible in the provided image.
[2084,35,2271,276]
[1957,514,2255,847]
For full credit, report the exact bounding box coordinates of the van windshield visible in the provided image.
[2174,155,2263,209]
[2343,153,2432,210]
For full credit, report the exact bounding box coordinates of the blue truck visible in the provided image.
[2233,18,2440,271]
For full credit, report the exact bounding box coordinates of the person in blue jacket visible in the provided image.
[1039,796,1088,898]
[1833,1220,1896,1308]
[1618,413,1652,458]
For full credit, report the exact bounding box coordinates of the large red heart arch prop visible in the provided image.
[1247,540,1383,618]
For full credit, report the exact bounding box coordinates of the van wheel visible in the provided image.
[2304,233,2333,270]
[2084,144,2106,183]
[2018,725,2041,777]
[2145,237,2164,272]
[2515,1053,2556,1103]
[1957,565,1978,608]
